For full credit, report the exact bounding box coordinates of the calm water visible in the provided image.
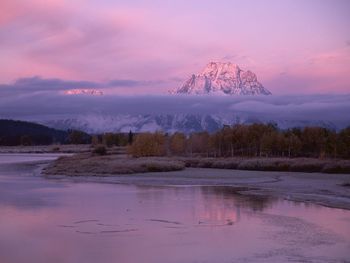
[0,154,349,263]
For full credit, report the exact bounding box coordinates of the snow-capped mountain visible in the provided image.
[32,62,345,134]
[63,89,104,96]
[171,62,271,95]
[41,113,337,134]
[43,114,226,134]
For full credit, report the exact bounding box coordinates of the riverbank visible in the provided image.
[0,144,91,153]
[2,153,350,263]
[43,153,350,175]
[0,145,127,154]
[3,152,348,211]
[44,166,350,210]
[42,153,185,175]
[40,153,350,210]
[4,145,350,174]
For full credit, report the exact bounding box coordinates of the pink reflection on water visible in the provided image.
[0,159,350,262]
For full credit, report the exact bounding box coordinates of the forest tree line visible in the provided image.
[0,119,70,145]
[0,119,131,146]
[128,124,350,159]
[2,119,350,159]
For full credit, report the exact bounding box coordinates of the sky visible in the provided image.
[1,0,350,95]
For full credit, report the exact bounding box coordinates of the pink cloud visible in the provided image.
[0,0,148,82]
[260,46,350,94]
[0,0,349,94]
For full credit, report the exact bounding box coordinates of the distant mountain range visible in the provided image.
[41,113,337,134]
[0,115,340,145]
[37,62,340,133]
[171,62,271,95]
[38,62,339,133]
[3,62,346,135]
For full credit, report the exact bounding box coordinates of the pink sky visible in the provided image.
[0,0,349,94]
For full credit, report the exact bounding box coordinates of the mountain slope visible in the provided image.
[172,62,271,95]
[41,113,338,134]
[44,114,224,134]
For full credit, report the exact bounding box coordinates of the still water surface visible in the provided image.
[0,154,349,263]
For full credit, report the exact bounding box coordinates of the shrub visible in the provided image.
[289,159,323,173]
[142,162,184,172]
[322,161,350,174]
[93,145,107,155]
[211,159,241,169]
[51,146,60,152]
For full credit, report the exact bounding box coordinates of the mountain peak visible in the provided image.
[63,89,104,96]
[171,62,271,95]
[202,61,241,73]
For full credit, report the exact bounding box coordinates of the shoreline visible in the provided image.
[0,145,92,154]
[1,152,350,210]
[43,152,350,176]
[44,168,350,210]
[41,154,350,210]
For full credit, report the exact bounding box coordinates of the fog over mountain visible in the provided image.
[0,90,349,133]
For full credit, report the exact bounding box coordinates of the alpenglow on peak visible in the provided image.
[171,62,271,95]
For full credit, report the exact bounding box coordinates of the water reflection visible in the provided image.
[201,186,277,211]
[0,155,350,263]
[132,185,274,226]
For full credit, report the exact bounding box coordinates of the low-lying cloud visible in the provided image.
[0,76,172,98]
[2,76,101,91]
[0,82,349,130]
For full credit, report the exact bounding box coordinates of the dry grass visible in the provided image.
[43,153,350,176]
[43,153,185,176]
[181,157,350,174]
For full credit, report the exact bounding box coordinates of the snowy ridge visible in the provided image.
[43,114,224,134]
[42,113,336,134]
[63,89,104,96]
[171,62,271,95]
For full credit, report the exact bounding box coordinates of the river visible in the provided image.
[0,154,349,263]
